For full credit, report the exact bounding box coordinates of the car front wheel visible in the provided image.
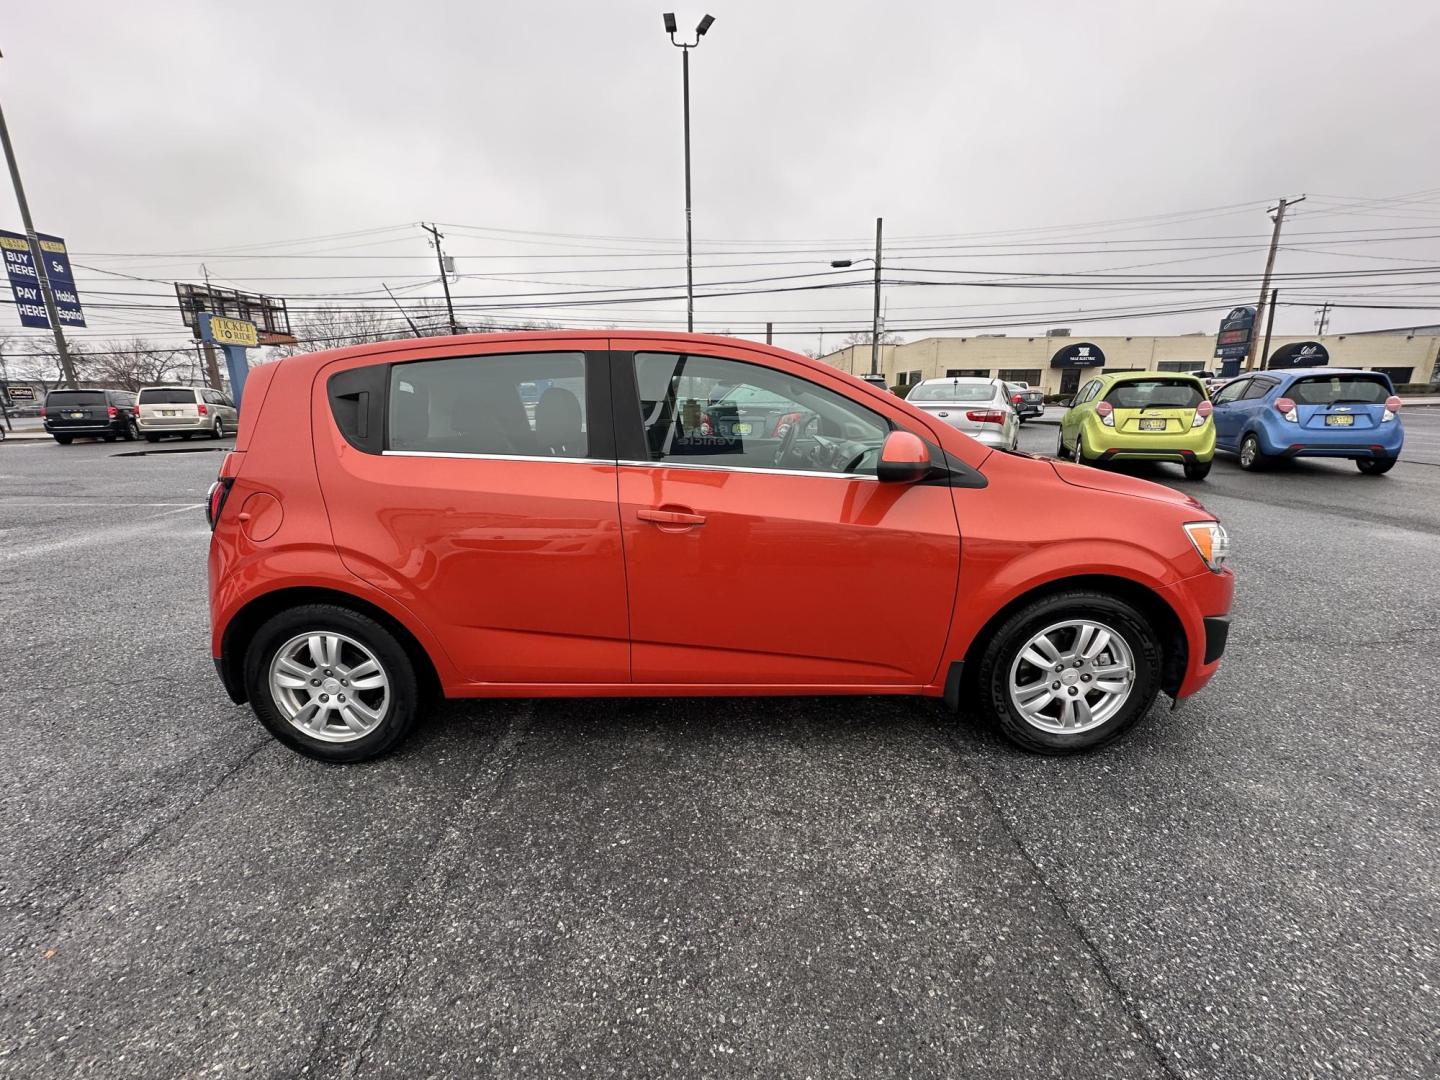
[244,604,419,762]
[976,590,1162,753]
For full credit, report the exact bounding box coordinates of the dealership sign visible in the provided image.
[1,230,86,328]
[1266,341,1330,370]
[1214,306,1255,360]
[1050,342,1106,368]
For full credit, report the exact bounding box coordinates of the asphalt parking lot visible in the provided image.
[1,414,1437,1079]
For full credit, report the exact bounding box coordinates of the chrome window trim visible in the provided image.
[617,459,877,481]
[382,451,604,465]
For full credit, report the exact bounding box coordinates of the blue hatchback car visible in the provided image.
[1210,367,1404,474]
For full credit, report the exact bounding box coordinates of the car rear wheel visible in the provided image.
[244,604,419,762]
[1075,432,1101,467]
[1183,459,1211,481]
[1237,433,1269,471]
[124,418,140,441]
[1356,457,1395,475]
[53,435,73,445]
[212,418,225,440]
[976,590,1162,753]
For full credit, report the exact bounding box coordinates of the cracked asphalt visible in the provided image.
[1,413,1437,1079]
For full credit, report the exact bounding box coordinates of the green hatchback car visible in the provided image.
[1057,371,1215,480]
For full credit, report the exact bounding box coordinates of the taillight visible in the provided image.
[966,410,1006,425]
[1383,395,1402,422]
[132,404,140,417]
[1274,396,1298,422]
[698,411,713,436]
[107,405,117,418]
[1192,400,1213,428]
[1096,400,1115,427]
[205,477,234,530]
[197,401,208,416]
[39,406,47,418]
[1011,394,1023,404]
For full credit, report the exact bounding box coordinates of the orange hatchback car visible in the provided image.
[207,332,1233,761]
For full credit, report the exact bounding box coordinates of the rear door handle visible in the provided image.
[636,507,706,527]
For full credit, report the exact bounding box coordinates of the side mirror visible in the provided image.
[877,430,930,483]
[1057,397,1074,408]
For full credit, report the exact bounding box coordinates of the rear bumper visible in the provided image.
[1089,422,1215,462]
[138,417,209,431]
[1256,420,1403,459]
[44,422,122,435]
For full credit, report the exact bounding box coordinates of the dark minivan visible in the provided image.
[42,388,139,444]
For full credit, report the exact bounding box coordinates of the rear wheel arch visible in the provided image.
[958,574,1188,700]
[219,586,442,706]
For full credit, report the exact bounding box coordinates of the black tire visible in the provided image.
[144,434,161,443]
[1055,429,1068,459]
[212,418,225,440]
[1075,431,1101,467]
[1183,458,1212,481]
[975,590,1163,754]
[1237,433,1269,471]
[244,604,420,763]
[103,434,117,442]
[124,418,140,441]
[54,435,73,445]
[1356,457,1395,475]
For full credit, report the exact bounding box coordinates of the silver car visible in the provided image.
[905,377,1020,450]
[136,385,237,442]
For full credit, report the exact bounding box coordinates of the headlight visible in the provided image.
[1183,521,1230,572]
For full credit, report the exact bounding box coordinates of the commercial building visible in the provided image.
[817,326,1440,397]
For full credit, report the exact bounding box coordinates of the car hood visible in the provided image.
[1048,458,1210,513]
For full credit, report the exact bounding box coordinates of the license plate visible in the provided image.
[161,410,177,416]
[1325,414,1354,426]
[1139,419,1166,431]
[67,412,84,419]
[731,422,752,435]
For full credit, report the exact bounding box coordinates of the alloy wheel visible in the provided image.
[268,631,391,743]
[1008,619,1136,733]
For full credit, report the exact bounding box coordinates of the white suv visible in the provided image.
[136,386,237,442]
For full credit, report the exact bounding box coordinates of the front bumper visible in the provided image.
[1161,566,1235,700]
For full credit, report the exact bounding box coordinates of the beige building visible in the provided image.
[818,327,1440,397]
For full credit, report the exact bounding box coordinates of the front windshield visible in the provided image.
[907,382,994,403]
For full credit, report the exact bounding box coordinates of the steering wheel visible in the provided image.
[772,414,816,467]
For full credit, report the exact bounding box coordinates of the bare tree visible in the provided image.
[86,338,190,391]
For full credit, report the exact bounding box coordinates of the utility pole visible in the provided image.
[1245,196,1304,370]
[765,321,772,344]
[383,283,422,336]
[1315,301,1331,336]
[1258,288,1278,370]
[421,223,459,334]
[199,264,223,390]
[0,50,78,388]
[870,217,883,377]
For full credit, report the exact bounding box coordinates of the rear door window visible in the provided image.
[46,390,106,407]
[140,388,198,404]
[387,351,591,458]
[1287,375,1390,405]
[1103,378,1203,408]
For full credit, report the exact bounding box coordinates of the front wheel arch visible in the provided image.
[958,574,1188,702]
[219,586,442,706]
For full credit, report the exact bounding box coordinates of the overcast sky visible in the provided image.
[4,0,1440,359]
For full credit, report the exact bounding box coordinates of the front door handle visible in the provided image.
[637,507,706,528]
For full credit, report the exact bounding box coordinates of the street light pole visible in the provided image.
[663,13,715,333]
[0,49,78,388]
